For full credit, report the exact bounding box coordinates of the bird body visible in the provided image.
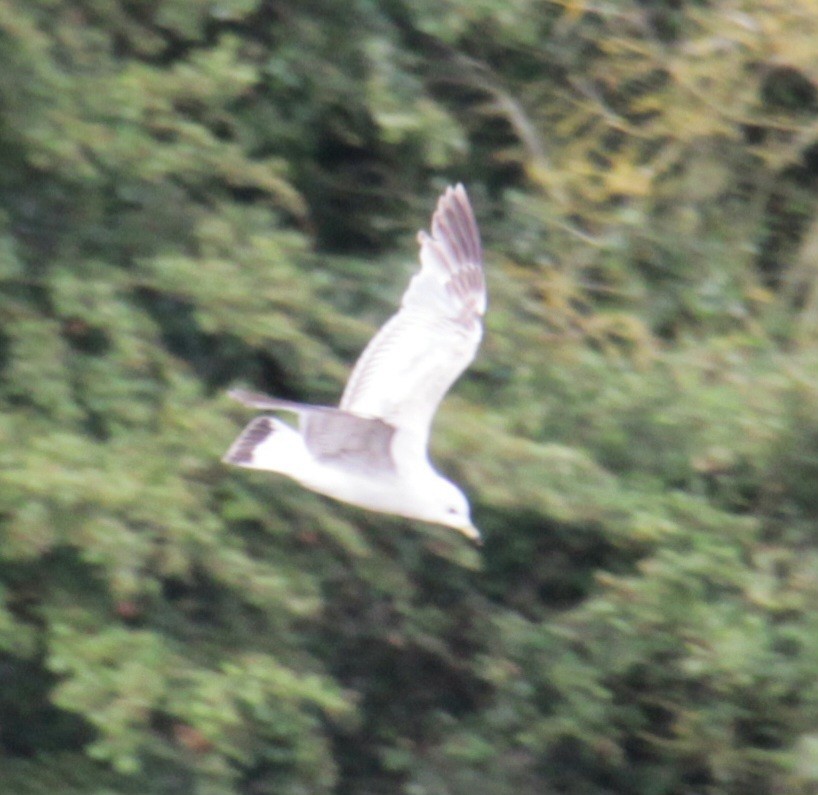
[223,185,485,543]
[230,409,469,531]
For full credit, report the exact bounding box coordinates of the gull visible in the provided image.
[223,184,485,543]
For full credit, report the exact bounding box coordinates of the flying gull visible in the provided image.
[223,184,485,543]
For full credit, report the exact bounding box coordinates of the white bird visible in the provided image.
[223,184,486,543]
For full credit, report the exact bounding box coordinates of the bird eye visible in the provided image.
[447,506,458,515]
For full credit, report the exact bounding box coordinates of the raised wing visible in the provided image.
[339,184,485,449]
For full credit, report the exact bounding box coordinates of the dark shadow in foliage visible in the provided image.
[756,147,818,294]
[62,318,111,356]
[761,66,818,114]
[0,552,103,759]
[381,0,527,191]
[478,506,641,618]
[0,652,95,758]
[636,0,689,44]
[755,65,818,296]
[156,567,274,651]
[331,638,489,793]
[298,120,405,254]
[0,327,9,378]
[136,287,303,398]
[319,565,490,795]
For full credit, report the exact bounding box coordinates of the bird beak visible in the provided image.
[459,523,483,546]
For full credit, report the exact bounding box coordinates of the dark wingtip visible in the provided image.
[432,183,482,267]
[223,416,276,466]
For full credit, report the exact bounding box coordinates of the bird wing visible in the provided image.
[226,389,398,477]
[301,409,397,477]
[338,184,485,453]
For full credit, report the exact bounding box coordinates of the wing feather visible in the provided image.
[339,184,485,449]
[226,389,398,476]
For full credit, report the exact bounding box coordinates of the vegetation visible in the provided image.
[2,1,818,792]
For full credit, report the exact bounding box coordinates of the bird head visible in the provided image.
[431,477,482,544]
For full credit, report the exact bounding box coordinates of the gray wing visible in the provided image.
[301,410,397,476]
[338,184,485,451]
[226,389,397,476]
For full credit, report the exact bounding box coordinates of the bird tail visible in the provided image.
[222,414,304,472]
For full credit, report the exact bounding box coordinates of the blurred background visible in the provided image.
[2,1,818,793]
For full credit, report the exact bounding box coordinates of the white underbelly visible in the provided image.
[247,419,433,519]
[296,463,415,516]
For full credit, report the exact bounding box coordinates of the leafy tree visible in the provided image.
[2,1,818,794]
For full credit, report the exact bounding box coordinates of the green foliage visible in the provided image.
[3,1,818,794]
